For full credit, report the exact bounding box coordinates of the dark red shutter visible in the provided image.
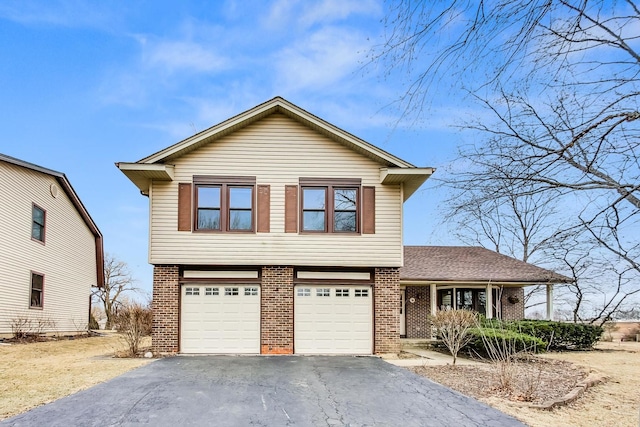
[362,186,375,234]
[285,185,298,233]
[178,183,192,231]
[257,185,270,232]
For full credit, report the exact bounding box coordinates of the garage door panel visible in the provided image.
[181,285,260,354]
[294,285,372,355]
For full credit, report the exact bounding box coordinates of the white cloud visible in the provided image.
[274,26,369,92]
[0,0,121,31]
[298,0,380,27]
[143,40,228,73]
[263,0,380,30]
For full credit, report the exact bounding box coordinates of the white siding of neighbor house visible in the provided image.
[149,113,403,267]
[0,162,97,335]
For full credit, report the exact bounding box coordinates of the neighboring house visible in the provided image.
[118,97,433,355]
[399,246,573,339]
[0,154,104,336]
[117,97,570,355]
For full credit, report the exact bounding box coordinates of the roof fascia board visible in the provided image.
[116,163,174,195]
[380,167,435,201]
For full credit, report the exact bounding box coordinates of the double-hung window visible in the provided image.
[300,178,360,233]
[194,176,255,232]
[30,272,44,308]
[32,204,46,243]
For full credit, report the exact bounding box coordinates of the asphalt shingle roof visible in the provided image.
[401,246,572,284]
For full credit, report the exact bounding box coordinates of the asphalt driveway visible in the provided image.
[1,356,524,427]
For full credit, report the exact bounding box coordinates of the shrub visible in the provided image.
[465,327,547,358]
[511,320,603,350]
[430,308,477,365]
[114,302,152,356]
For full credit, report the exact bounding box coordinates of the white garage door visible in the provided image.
[181,285,260,354]
[294,285,373,355]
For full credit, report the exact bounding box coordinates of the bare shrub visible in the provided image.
[10,315,55,340]
[33,317,55,336]
[114,302,152,357]
[476,320,545,399]
[430,308,477,365]
[10,316,32,340]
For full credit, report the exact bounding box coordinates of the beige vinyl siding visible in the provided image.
[0,162,97,334]
[149,113,403,267]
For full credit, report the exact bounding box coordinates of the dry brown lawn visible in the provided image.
[416,341,640,427]
[497,341,640,427]
[0,334,152,420]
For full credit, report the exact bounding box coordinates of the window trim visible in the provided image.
[31,203,46,244]
[30,271,44,309]
[192,176,256,233]
[299,178,361,234]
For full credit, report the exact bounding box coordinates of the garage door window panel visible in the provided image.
[355,289,369,297]
[336,289,350,297]
[185,287,200,296]
[316,288,330,297]
[297,288,311,297]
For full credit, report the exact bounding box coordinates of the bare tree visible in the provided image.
[92,254,139,330]
[372,0,640,318]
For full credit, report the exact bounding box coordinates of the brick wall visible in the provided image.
[501,287,525,320]
[405,286,432,339]
[374,267,400,353]
[261,266,294,354]
[152,265,180,354]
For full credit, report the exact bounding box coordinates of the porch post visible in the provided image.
[430,283,437,315]
[546,284,554,320]
[485,283,493,319]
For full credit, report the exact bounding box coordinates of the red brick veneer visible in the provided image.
[261,266,294,354]
[152,265,180,354]
[374,267,400,353]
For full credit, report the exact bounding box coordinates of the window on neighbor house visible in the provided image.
[32,204,46,243]
[30,272,43,308]
[194,177,255,232]
[300,180,359,233]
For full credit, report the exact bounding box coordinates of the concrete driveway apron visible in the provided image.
[1,356,525,427]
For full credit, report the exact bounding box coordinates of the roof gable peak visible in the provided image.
[137,96,415,168]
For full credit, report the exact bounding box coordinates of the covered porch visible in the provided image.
[400,246,572,339]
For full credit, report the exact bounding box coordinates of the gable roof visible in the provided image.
[401,246,572,284]
[0,153,104,286]
[117,97,434,200]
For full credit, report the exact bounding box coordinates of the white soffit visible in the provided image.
[183,270,259,279]
[296,271,371,281]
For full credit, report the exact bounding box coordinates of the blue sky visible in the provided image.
[0,1,468,295]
